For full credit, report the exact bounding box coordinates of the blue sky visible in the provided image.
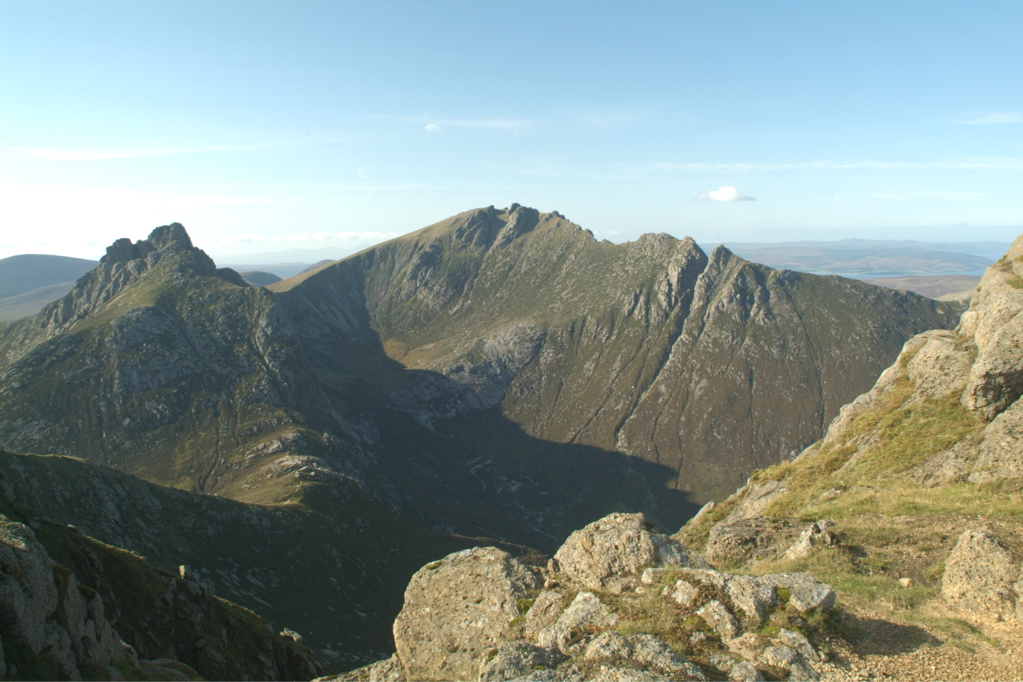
[1,0,1021,262]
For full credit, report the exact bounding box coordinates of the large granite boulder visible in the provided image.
[392,546,542,681]
[341,512,841,682]
[552,513,708,590]
[941,529,1022,625]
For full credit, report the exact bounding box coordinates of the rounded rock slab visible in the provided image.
[392,547,542,682]
[552,512,708,590]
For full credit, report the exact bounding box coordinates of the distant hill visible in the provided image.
[864,274,981,301]
[0,281,77,321]
[0,253,97,299]
[221,262,315,279]
[727,239,998,276]
[239,270,283,286]
[0,254,100,321]
[299,259,336,274]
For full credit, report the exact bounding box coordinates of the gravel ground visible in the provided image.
[814,607,1023,681]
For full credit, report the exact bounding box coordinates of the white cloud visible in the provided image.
[695,186,756,202]
[959,112,1022,125]
[424,123,442,133]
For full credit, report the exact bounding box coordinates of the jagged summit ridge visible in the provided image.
[101,222,195,263]
[0,223,248,364]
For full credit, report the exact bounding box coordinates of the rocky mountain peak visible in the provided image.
[100,222,194,265]
[707,243,736,265]
[0,223,240,367]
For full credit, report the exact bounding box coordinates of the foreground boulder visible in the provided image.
[392,547,542,681]
[330,513,839,682]
[552,512,709,590]
[942,529,1023,625]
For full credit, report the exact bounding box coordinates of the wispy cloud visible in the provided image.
[391,114,544,134]
[420,118,542,133]
[556,109,646,128]
[500,157,1023,182]
[653,157,1023,172]
[871,191,987,202]
[695,186,756,202]
[958,112,1022,125]
[8,142,302,162]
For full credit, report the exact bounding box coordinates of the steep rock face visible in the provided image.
[959,238,1023,419]
[0,512,195,681]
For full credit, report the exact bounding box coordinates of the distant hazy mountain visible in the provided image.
[239,270,283,286]
[864,274,981,301]
[0,281,76,321]
[220,261,317,279]
[0,254,100,321]
[726,239,1001,276]
[0,253,99,298]
[216,246,354,279]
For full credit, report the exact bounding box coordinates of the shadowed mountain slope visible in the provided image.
[0,449,474,667]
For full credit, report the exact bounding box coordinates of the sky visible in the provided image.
[1,0,1021,263]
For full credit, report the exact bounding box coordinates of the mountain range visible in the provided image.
[0,206,967,676]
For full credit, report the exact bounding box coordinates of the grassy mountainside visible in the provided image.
[677,237,1023,679]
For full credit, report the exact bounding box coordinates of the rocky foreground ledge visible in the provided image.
[322,513,840,682]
